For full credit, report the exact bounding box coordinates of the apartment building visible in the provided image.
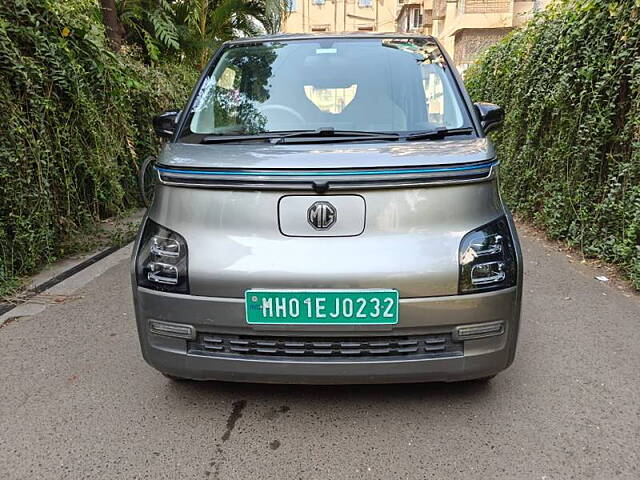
[282,0,401,34]
[396,0,433,35]
[281,0,548,71]
[396,0,548,71]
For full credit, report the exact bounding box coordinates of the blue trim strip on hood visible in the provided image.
[156,161,497,177]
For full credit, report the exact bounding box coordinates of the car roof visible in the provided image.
[224,32,437,45]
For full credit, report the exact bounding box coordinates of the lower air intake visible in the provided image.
[189,333,463,359]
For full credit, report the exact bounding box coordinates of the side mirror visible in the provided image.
[474,102,504,134]
[153,110,181,138]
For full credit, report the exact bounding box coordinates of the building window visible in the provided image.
[311,25,328,32]
[313,0,325,4]
[411,7,423,29]
[359,0,372,7]
[357,25,374,31]
[287,0,296,12]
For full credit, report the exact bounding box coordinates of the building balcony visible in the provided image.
[460,0,511,14]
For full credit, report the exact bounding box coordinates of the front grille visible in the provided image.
[188,333,463,359]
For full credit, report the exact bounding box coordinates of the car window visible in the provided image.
[185,38,471,138]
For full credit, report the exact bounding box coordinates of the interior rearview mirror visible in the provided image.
[153,110,181,138]
[474,102,504,134]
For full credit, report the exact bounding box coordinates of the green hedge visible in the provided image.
[465,0,640,289]
[0,0,196,295]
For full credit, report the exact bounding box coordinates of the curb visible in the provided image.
[0,243,133,326]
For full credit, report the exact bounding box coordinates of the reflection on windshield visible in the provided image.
[304,84,358,114]
[184,38,469,139]
[191,45,279,135]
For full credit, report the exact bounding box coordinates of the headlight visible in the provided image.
[459,217,516,294]
[135,218,189,293]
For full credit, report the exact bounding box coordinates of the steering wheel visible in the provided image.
[259,104,305,125]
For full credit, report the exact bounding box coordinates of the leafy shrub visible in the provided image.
[465,0,640,289]
[0,0,196,295]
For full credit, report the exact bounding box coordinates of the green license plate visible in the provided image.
[245,289,399,325]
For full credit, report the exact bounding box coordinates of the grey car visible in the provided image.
[131,33,522,384]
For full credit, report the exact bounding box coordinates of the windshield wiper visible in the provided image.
[269,127,400,144]
[200,127,469,144]
[405,127,474,141]
[200,133,278,144]
[200,128,400,145]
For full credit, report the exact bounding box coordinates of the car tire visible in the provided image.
[139,155,156,208]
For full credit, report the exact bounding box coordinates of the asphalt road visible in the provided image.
[1,227,638,479]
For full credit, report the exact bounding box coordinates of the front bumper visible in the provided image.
[132,286,521,384]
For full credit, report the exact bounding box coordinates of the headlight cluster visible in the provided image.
[459,217,516,294]
[135,218,189,294]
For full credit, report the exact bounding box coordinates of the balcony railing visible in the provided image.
[460,0,512,14]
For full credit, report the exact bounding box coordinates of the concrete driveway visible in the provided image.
[1,226,638,479]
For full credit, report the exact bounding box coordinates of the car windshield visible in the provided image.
[179,37,472,140]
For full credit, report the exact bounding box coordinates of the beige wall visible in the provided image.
[435,0,550,71]
[453,27,512,69]
[282,0,401,33]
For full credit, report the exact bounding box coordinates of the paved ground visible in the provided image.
[1,227,638,479]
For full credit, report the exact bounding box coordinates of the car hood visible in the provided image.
[157,138,494,170]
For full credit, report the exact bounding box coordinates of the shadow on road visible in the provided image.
[162,377,495,404]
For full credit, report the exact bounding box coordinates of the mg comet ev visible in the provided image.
[132,33,523,384]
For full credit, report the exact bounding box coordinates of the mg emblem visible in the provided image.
[307,201,337,230]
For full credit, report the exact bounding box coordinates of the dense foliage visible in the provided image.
[0,0,196,294]
[115,0,289,66]
[465,0,640,289]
